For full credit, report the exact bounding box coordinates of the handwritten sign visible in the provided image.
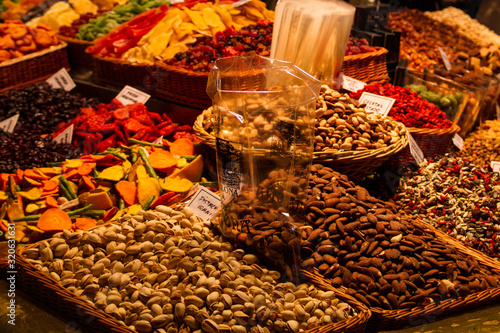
[358,92,395,117]
[53,124,74,144]
[115,86,151,105]
[187,187,221,221]
[46,68,76,91]
[407,131,425,166]
[438,47,452,71]
[491,161,500,173]
[0,114,19,133]
[340,74,366,92]
[452,133,464,151]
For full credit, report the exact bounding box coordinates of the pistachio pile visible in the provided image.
[299,164,500,310]
[24,205,356,333]
[314,86,406,153]
[455,119,500,166]
[392,154,500,260]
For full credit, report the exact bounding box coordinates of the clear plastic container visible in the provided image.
[402,69,471,125]
[270,0,355,87]
[207,55,321,278]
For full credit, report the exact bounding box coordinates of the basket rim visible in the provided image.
[407,122,460,135]
[155,60,211,78]
[0,41,67,68]
[91,53,154,68]
[57,34,93,45]
[193,107,409,162]
[342,46,388,63]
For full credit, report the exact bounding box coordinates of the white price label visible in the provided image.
[116,85,151,106]
[46,68,76,91]
[407,132,425,166]
[496,102,500,120]
[340,74,366,92]
[0,114,19,133]
[232,0,252,7]
[187,187,221,221]
[53,124,74,144]
[438,47,452,71]
[491,161,500,173]
[452,133,464,151]
[358,92,395,117]
[153,136,164,145]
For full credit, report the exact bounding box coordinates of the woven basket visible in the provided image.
[57,35,94,69]
[367,218,500,332]
[307,219,500,333]
[387,123,460,168]
[152,62,212,108]
[341,47,390,85]
[92,54,156,93]
[0,42,69,94]
[193,107,409,181]
[16,232,370,333]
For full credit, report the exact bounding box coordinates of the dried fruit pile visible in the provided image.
[393,154,500,260]
[0,142,205,243]
[0,82,98,135]
[164,20,273,72]
[350,83,453,129]
[0,20,59,63]
[299,164,500,309]
[345,37,375,56]
[53,98,197,154]
[24,205,357,332]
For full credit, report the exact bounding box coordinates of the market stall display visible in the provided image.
[393,154,500,260]
[387,8,480,71]
[17,205,371,333]
[350,83,460,166]
[455,119,500,166]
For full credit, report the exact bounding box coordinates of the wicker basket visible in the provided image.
[0,42,70,94]
[16,231,370,333]
[92,54,156,93]
[57,35,94,69]
[152,62,212,108]
[367,218,500,332]
[341,47,390,85]
[306,216,500,332]
[387,123,461,168]
[193,107,409,181]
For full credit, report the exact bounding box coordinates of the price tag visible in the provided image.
[187,187,221,221]
[452,133,464,150]
[115,85,151,106]
[153,136,164,145]
[232,0,252,7]
[491,161,500,173]
[496,102,500,120]
[340,74,366,92]
[53,124,74,144]
[407,132,425,166]
[46,68,76,91]
[358,92,395,117]
[0,114,19,133]
[438,47,452,71]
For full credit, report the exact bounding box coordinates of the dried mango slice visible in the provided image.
[183,7,208,30]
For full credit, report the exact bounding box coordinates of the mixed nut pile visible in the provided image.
[299,164,500,309]
[393,154,500,260]
[455,119,500,165]
[25,205,356,333]
[314,86,406,153]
